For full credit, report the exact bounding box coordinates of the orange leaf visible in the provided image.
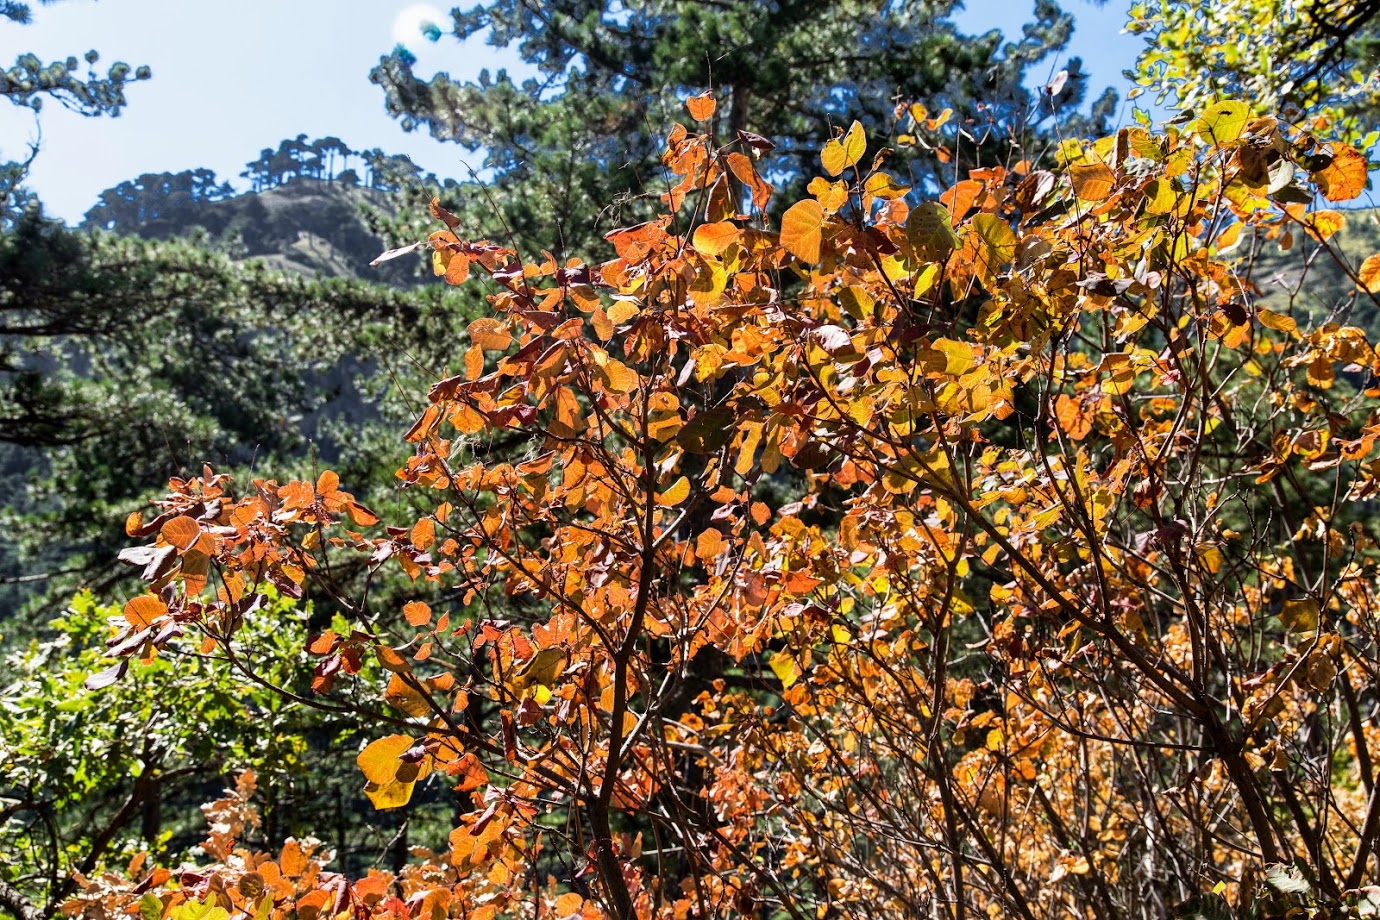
[405,403,442,443]
[160,516,201,552]
[296,891,331,920]
[376,645,412,672]
[411,517,436,550]
[123,594,168,630]
[403,600,433,627]
[1359,254,1380,293]
[279,840,309,878]
[468,318,512,351]
[1070,162,1115,201]
[347,502,380,527]
[1054,394,1092,440]
[451,752,488,792]
[593,352,640,393]
[686,92,716,122]
[464,343,484,381]
[780,200,825,264]
[939,179,982,223]
[693,221,740,256]
[725,152,773,209]
[554,893,585,918]
[308,630,339,655]
[1316,143,1368,202]
[696,528,726,560]
[444,252,471,284]
[1258,309,1297,334]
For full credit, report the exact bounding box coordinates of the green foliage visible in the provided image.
[1,48,149,116]
[0,590,322,912]
[0,209,473,620]
[1129,0,1380,148]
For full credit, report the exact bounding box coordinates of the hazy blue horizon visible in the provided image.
[4,0,1148,224]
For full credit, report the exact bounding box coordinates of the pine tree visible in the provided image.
[370,0,1111,254]
[1,1,150,220]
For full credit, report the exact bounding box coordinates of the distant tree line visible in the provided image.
[240,135,421,193]
[83,135,425,231]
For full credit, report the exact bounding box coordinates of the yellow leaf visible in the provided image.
[863,171,910,200]
[931,338,977,376]
[1194,100,1250,145]
[973,213,1017,268]
[356,739,414,788]
[1302,209,1345,241]
[808,176,848,212]
[821,120,866,176]
[1144,178,1177,215]
[170,898,229,920]
[364,779,416,810]
[1358,254,1380,293]
[1258,309,1297,334]
[657,475,690,506]
[513,647,568,691]
[780,199,825,264]
[907,202,958,261]
[687,257,726,305]
[770,651,800,688]
[840,121,865,168]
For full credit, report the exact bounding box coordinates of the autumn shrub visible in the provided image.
[62,95,1380,919]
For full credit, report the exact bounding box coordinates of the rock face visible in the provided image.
[83,177,421,285]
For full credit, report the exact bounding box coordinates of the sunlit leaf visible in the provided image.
[781,199,825,263]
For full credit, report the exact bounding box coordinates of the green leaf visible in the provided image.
[1279,598,1319,633]
[1264,863,1311,895]
[678,406,735,454]
[906,203,959,262]
[170,898,230,920]
[973,213,1017,267]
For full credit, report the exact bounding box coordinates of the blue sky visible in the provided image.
[4,0,1150,224]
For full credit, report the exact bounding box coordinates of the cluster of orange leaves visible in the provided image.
[80,93,1380,918]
